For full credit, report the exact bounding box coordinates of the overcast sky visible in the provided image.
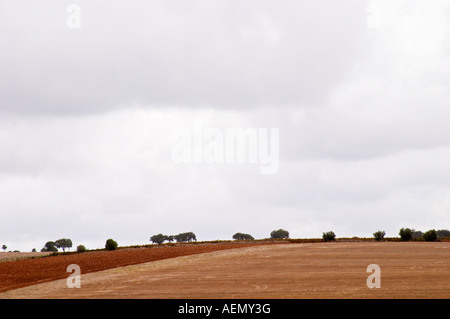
[1,0,450,251]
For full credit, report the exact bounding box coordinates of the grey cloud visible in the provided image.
[2,1,450,252]
[0,0,369,115]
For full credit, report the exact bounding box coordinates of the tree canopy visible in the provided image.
[232,233,254,240]
[270,229,289,239]
[150,233,168,244]
[41,241,58,252]
[54,238,73,252]
[174,232,196,242]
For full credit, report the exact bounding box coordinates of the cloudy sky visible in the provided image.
[1,0,450,251]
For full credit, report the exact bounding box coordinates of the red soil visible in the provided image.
[0,242,272,293]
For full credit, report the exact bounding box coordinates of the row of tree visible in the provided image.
[397,228,450,242]
[238,228,450,242]
[373,228,450,242]
[150,229,294,244]
[233,229,337,241]
[233,229,291,240]
[27,227,450,253]
[150,232,197,244]
[41,238,115,252]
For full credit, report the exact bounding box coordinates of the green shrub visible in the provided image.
[77,245,87,253]
[322,231,336,242]
[399,228,413,241]
[105,239,118,251]
[423,229,438,242]
[373,230,386,241]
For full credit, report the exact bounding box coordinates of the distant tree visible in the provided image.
[31,248,36,252]
[322,231,336,242]
[423,229,438,242]
[270,229,289,239]
[174,232,197,243]
[373,230,386,241]
[232,233,254,240]
[411,229,423,240]
[150,233,168,244]
[188,232,197,242]
[399,228,413,241]
[1,245,6,252]
[105,238,118,251]
[55,238,73,252]
[166,235,175,242]
[436,229,450,238]
[41,241,58,252]
[77,245,87,253]
[174,234,182,242]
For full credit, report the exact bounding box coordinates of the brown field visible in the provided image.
[0,252,51,262]
[0,241,266,293]
[0,241,449,299]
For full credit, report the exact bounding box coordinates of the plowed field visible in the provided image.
[0,242,271,293]
[1,241,449,299]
